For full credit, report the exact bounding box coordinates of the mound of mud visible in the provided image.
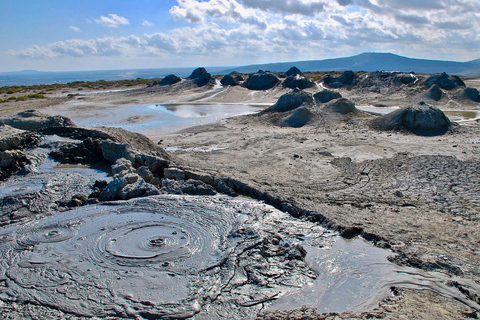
[243,72,280,90]
[464,87,480,102]
[284,75,314,89]
[220,74,239,86]
[357,71,417,89]
[280,107,313,128]
[285,66,304,77]
[267,90,313,112]
[314,89,342,103]
[427,84,444,101]
[186,67,214,87]
[0,110,76,131]
[325,98,358,115]
[322,71,356,88]
[188,67,208,79]
[424,72,465,90]
[157,74,181,86]
[372,102,452,136]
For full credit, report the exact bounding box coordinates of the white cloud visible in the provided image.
[142,20,154,27]
[241,0,327,15]
[7,0,480,65]
[95,14,129,28]
[69,26,82,32]
[170,0,267,29]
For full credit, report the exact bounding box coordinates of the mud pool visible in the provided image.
[1,195,478,319]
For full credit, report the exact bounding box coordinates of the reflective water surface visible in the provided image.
[71,103,265,135]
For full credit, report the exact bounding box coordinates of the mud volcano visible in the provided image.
[372,102,452,136]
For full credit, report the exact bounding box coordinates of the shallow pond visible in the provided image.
[70,103,265,135]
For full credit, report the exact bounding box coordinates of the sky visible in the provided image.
[0,0,479,72]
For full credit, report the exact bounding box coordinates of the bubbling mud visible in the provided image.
[0,196,245,318]
[1,194,478,319]
[0,195,334,319]
[0,178,44,198]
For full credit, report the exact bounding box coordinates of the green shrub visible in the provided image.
[28,93,46,99]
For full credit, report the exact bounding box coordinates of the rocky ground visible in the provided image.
[1,69,480,319]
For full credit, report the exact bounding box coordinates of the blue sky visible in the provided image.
[1,0,479,72]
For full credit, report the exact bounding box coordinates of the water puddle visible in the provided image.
[443,110,480,122]
[270,238,480,314]
[357,105,401,115]
[0,178,45,198]
[66,103,264,135]
[164,144,228,153]
[0,136,110,200]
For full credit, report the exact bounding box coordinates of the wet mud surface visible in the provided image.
[2,195,478,319]
[0,137,111,226]
[0,195,331,318]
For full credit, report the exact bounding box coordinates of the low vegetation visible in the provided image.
[0,78,160,102]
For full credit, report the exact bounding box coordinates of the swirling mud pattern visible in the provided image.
[0,178,44,199]
[1,194,480,319]
[0,195,333,318]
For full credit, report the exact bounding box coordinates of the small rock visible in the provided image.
[125,173,140,184]
[313,89,342,103]
[99,178,129,201]
[93,180,108,190]
[136,166,153,182]
[150,177,161,185]
[164,167,186,180]
[111,158,135,176]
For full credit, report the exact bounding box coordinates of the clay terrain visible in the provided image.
[1,68,480,319]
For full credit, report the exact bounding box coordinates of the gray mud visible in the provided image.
[0,195,333,319]
[0,136,111,226]
[1,195,478,319]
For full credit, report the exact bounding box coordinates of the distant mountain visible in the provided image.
[218,53,480,76]
[0,67,230,87]
[468,58,480,66]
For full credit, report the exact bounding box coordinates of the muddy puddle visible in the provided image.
[61,103,265,135]
[0,136,110,200]
[0,193,478,318]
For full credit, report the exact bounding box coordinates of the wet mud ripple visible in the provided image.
[0,195,329,319]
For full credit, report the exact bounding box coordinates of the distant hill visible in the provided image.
[468,58,480,66]
[219,53,480,76]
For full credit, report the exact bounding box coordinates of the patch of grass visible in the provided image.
[28,93,46,99]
